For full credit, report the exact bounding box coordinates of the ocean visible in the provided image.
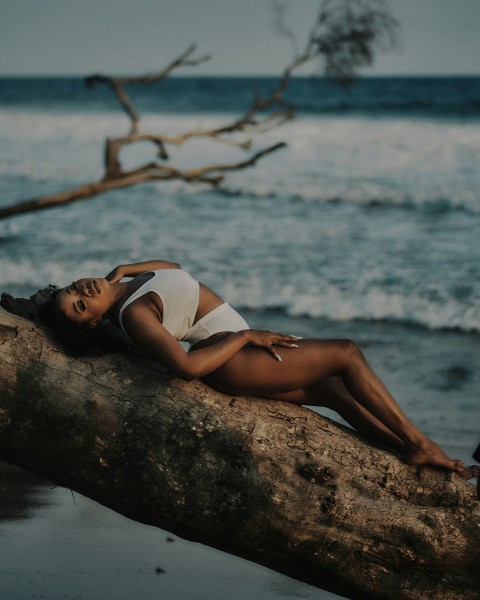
[1,75,479,599]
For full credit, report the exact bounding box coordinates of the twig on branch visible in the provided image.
[308,0,398,85]
[86,43,211,135]
[128,142,287,181]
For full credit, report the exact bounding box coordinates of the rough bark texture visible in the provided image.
[0,307,479,600]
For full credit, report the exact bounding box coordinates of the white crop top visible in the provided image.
[118,269,200,342]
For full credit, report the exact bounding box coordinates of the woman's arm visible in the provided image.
[123,304,298,381]
[106,260,181,283]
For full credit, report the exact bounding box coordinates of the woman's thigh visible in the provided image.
[202,338,354,397]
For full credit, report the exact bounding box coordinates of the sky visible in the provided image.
[0,0,479,77]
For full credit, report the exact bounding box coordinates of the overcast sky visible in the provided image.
[1,0,479,76]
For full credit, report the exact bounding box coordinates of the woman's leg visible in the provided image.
[267,380,478,478]
[203,338,464,473]
[267,377,406,455]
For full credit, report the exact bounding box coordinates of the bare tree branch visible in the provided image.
[270,0,299,56]
[0,143,286,218]
[1,1,398,221]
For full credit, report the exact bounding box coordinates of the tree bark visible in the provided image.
[0,307,478,600]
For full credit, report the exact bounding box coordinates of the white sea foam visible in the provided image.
[227,282,480,333]
[3,110,480,195]
[2,255,478,333]
[0,257,112,290]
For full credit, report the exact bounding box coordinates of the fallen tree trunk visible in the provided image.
[0,307,478,600]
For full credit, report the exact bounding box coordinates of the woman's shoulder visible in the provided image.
[118,293,164,341]
[122,291,163,318]
[112,273,161,327]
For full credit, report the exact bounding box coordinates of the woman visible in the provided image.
[50,258,474,477]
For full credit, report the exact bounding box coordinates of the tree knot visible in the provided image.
[296,461,337,486]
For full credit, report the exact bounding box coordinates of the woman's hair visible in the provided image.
[38,291,112,357]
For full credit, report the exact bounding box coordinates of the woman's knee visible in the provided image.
[334,339,366,371]
[304,338,365,378]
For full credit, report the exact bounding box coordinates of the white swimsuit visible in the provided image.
[118,269,249,346]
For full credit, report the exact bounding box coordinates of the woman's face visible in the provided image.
[56,278,113,326]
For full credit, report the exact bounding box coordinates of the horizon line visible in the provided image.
[1,72,480,79]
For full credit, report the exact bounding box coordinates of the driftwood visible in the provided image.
[0,291,479,600]
[0,0,398,220]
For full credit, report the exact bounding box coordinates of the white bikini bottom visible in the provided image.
[186,303,249,347]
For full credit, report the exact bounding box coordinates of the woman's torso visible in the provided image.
[110,269,224,340]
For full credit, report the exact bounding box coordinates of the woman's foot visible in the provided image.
[460,465,480,480]
[404,437,465,474]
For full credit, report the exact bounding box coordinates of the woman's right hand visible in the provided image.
[243,329,301,362]
[105,266,124,283]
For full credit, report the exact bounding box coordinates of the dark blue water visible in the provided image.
[1,75,480,118]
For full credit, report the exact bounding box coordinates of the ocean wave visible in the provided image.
[215,184,480,214]
[241,300,480,334]
[224,283,480,334]
[0,258,112,291]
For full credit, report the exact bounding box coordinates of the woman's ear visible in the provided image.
[89,316,103,329]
